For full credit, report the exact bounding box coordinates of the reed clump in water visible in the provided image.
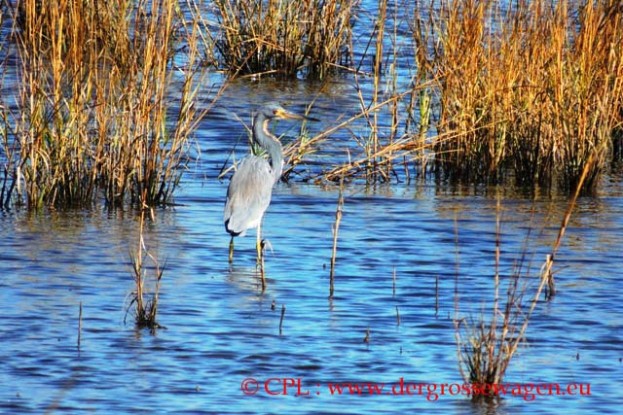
[6,0,204,209]
[213,0,354,79]
[454,196,543,402]
[455,154,598,401]
[304,0,621,192]
[428,0,623,193]
[127,208,164,332]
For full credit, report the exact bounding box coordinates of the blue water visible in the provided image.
[1,171,622,414]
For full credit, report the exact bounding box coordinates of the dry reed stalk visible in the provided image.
[455,149,602,400]
[367,0,387,182]
[392,267,396,297]
[323,130,430,181]
[127,207,164,332]
[411,3,434,143]
[258,238,267,292]
[540,143,605,299]
[381,0,404,182]
[77,301,82,351]
[279,304,286,335]
[213,0,354,79]
[0,23,15,208]
[329,179,344,298]
[283,88,425,182]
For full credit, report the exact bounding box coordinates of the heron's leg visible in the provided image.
[256,222,266,291]
[259,240,266,292]
[228,236,234,264]
[255,221,262,266]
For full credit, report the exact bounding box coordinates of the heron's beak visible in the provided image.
[275,108,319,122]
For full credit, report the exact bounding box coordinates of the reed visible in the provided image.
[280,0,436,185]
[455,154,599,401]
[289,0,621,192]
[329,179,344,298]
[455,196,512,399]
[392,268,396,297]
[5,0,205,209]
[212,0,354,79]
[367,0,387,182]
[127,208,164,332]
[282,89,425,183]
[0,7,13,209]
[454,194,532,400]
[341,0,412,184]
[77,301,82,351]
[428,0,623,193]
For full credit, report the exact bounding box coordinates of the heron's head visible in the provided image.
[257,102,318,122]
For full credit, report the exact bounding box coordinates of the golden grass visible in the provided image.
[428,0,623,192]
[284,0,622,193]
[212,0,354,79]
[329,179,344,298]
[5,0,206,209]
[2,0,621,206]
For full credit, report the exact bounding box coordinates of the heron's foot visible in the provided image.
[261,239,273,254]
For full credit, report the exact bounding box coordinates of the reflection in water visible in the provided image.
[226,265,267,295]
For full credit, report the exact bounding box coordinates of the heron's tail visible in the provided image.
[225,219,242,237]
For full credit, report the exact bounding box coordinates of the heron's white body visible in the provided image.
[224,156,276,236]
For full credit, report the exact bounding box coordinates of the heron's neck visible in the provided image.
[253,116,283,183]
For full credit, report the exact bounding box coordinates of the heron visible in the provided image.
[224,103,315,289]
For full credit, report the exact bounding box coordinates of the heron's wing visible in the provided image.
[224,156,275,236]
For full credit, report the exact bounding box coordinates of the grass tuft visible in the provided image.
[428,0,623,193]
[212,0,355,79]
[127,208,165,332]
[4,0,206,209]
[455,154,598,401]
